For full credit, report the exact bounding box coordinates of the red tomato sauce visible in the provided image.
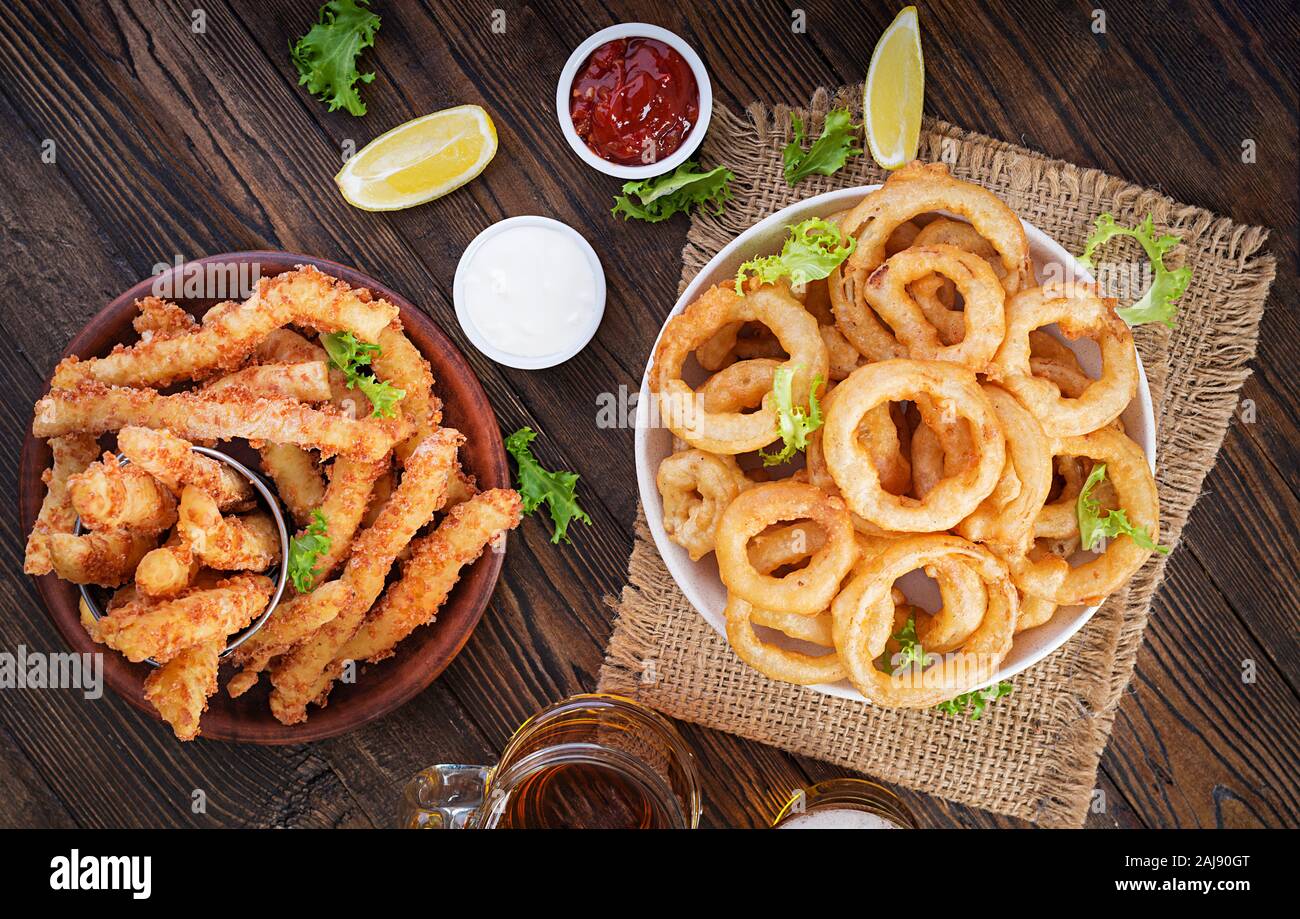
[569,37,699,167]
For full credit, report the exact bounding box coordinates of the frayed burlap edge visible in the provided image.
[599,87,1274,826]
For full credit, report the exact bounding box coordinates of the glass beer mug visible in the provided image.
[399,694,702,829]
[772,777,917,829]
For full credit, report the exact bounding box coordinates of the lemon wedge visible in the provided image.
[864,6,924,170]
[335,105,498,211]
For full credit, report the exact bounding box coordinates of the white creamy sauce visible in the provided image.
[778,808,902,830]
[461,225,597,358]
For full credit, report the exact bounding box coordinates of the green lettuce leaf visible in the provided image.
[875,613,933,675]
[1076,463,1170,555]
[611,162,734,223]
[290,0,381,117]
[321,330,405,418]
[783,109,863,185]
[934,681,1013,720]
[505,427,592,544]
[1077,213,1191,328]
[758,368,825,466]
[288,510,332,593]
[734,218,856,294]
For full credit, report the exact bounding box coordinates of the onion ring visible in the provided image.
[1009,427,1159,606]
[699,358,779,413]
[725,596,846,684]
[650,283,827,453]
[829,262,908,361]
[714,481,857,615]
[824,360,1005,531]
[839,162,1031,295]
[859,244,1006,371]
[990,283,1138,437]
[656,449,749,561]
[954,384,1053,554]
[830,534,1018,707]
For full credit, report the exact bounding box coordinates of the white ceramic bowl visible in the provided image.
[634,186,1156,702]
[453,215,606,370]
[555,23,713,180]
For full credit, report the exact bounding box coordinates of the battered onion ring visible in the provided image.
[955,384,1053,554]
[914,556,989,654]
[747,520,828,573]
[908,397,976,500]
[808,386,913,498]
[830,534,1018,707]
[839,162,1031,295]
[1010,427,1159,606]
[911,273,964,346]
[656,450,749,561]
[725,596,846,684]
[821,324,865,380]
[699,358,779,413]
[714,482,857,615]
[861,244,1006,371]
[1015,592,1057,633]
[990,284,1138,437]
[912,217,1008,279]
[824,360,1005,531]
[650,284,827,453]
[829,262,908,361]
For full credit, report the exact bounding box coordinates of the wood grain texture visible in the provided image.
[0,0,1295,828]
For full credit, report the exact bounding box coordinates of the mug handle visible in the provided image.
[399,764,491,829]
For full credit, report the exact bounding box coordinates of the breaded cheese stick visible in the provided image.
[134,529,201,598]
[372,323,442,463]
[33,382,412,462]
[50,265,399,388]
[340,489,522,663]
[268,429,463,724]
[94,573,273,663]
[202,361,332,403]
[144,640,222,741]
[299,456,390,588]
[68,454,177,533]
[117,425,254,509]
[24,433,100,575]
[49,530,157,587]
[177,486,280,571]
[132,296,197,341]
[259,442,326,526]
[226,579,354,698]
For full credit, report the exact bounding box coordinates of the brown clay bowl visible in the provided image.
[18,252,509,743]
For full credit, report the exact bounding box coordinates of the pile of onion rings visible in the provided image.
[651,162,1163,707]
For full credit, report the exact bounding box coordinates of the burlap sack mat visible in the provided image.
[598,86,1275,827]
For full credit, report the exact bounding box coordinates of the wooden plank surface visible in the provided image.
[0,0,1294,829]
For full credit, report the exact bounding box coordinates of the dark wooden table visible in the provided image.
[1,0,1295,829]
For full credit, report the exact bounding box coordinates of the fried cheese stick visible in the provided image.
[24,433,100,575]
[268,429,463,724]
[33,382,413,462]
[259,442,326,526]
[49,530,157,587]
[201,361,332,403]
[135,529,202,598]
[50,265,399,389]
[299,456,388,587]
[225,580,354,698]
[68,454,177,532]
[143,639,222,741]
[92,573,273,663]
[177,486,280,571]
[116,425,254,509]
[132,296,198,341]
[373,323,442,464]
[339,489,522,664]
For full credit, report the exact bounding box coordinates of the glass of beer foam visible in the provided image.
[399,694,702,829]
[772,778,918,829]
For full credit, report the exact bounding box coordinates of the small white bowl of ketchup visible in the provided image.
[556,23,713,179]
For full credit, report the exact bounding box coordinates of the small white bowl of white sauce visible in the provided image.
[453,215,606,370]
